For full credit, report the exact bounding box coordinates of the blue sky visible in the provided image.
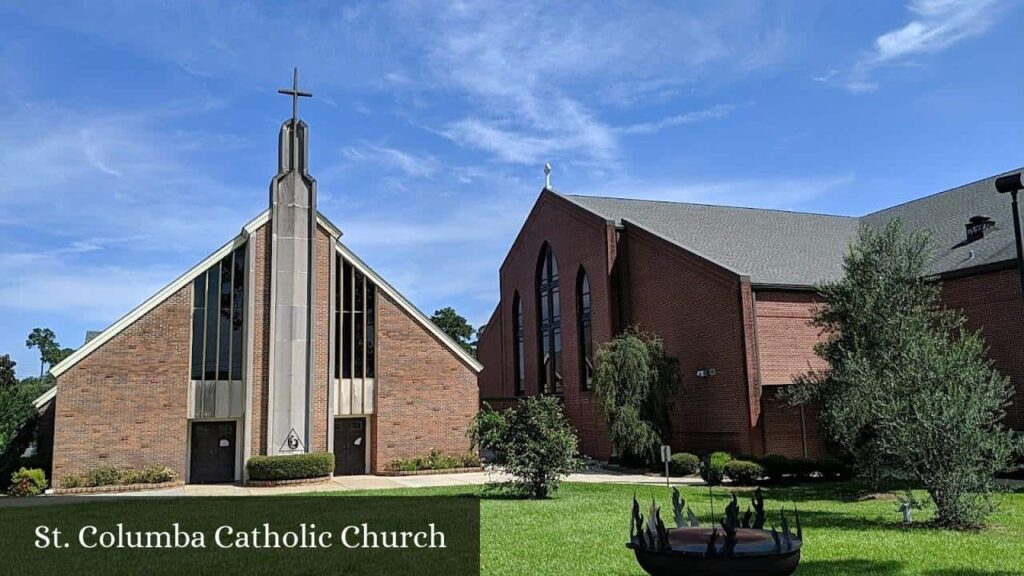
[1,0,1023,375]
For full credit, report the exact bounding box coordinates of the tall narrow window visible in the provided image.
[537,244,562,394]
[577,268,593,390]
[512,292,525,396]
[190,245,247,419]
[335,254,377,381]
[190,244,247,383]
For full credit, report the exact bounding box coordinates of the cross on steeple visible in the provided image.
[277,67,312,125]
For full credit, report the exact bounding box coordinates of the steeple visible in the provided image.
[276,67,313,175]
[267,67,319,456]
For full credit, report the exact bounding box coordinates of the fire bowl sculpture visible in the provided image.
[626,488,803,576]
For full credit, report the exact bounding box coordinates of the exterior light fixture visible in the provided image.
[995,173,1024,298]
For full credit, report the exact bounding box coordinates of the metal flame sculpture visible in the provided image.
[627,488,803,576]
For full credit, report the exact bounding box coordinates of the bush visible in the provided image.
[817,457,851,480]
[388,450,481,472]
[668,452,700,476]
[760,454,791,482]
[699,451,732,486]
[724,460,765,485]
[471,395,583,498]
[790,457,817,480]
[61,465,177,488]
[246,452,334,481]
[468,404,508,454]
[8,467,47,496]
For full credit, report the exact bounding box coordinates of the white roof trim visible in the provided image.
[316,212,342,238]
[33,386,57,411]
[336,242,483,372]
[50,211,268,377]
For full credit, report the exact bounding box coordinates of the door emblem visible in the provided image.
[219,438,230,448]
[354,437,362,446]
[280,428,305,453]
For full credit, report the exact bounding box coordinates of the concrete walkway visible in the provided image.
[8,469,701,502]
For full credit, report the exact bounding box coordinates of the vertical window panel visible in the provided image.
[512,292,524,396]
[337,255,378,384]
[577,269,593,390]
[203,264,220,380]
[230,246,245,381]
[191,276,206,380]
[217,257,232,381]
[536,244,562,394]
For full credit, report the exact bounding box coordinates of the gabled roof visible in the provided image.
[563,194,859,286]
[561,168,1024,287]
[47,209,480,384]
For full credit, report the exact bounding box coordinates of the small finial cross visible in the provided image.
[278,67,313,125]
[544,162,552,189]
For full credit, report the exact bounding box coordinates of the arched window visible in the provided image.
[537,244,562,394]
[577,268,593,390]
[512,292,525,396]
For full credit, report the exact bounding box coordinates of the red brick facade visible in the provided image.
[373,292,480,473]
[478,189,1024,461]
[51,214,478,485]
[53,286,192,481]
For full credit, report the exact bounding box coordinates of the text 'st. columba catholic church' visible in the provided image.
[40,71,481,484]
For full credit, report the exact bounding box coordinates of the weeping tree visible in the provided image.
[592,327,679,465]
[784,220,1019,528]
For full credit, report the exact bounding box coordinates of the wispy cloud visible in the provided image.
[830,0,1004,92]
[341,144,439,178]
[616,104,738,136]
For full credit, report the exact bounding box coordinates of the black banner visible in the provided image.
[0,495,480,576]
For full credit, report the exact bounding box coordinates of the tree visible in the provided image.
[0,355,16,389]
[592,327,679,465]
[0,384,35,455]
[469,396,583,498]
[785,220,1019,528]
[25,328,58,379]
[431,307,475,354]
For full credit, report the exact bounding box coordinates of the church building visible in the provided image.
[37,73,481,485]
[477,169,1024,460]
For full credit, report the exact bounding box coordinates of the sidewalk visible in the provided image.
[4,469,702,503]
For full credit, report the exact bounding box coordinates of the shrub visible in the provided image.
[790,457,817,480]
[468,404,508,454]
[246,452,334,481]
[724,460,765,485]
[388,450,481,472]
[699,451,732,486]
[471,395,583,498]
[8,467,47,496]
[760,454,791,482]
[60,465,177,488]
[816,457,851,480]
[668,452,700,476]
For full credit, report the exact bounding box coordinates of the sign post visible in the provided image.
[660,445,672,487]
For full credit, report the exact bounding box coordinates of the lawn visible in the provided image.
[331,480,1024,576]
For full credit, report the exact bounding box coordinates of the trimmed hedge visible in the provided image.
[246,452,334,481]
[724,460,764,485]
[669,452,700,476]
[8,467,47,496]
[789,457,816,480]
[699,451,732,486]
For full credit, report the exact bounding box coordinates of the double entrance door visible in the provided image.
[333,418,366,475]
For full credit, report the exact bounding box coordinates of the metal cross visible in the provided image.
[277,67,312,125]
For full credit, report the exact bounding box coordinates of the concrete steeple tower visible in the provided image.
[267,68,317,455]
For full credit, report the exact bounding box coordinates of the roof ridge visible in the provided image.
[565,193,858,219]
[860,166,1024,218]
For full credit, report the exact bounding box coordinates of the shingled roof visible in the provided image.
[562,168,1023,287]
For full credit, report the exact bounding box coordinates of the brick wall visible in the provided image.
[622,223,756,455]
[754,290,826,385]
[490,191,614,458]
[760,387,827,458]
[941,267,1024,430]
[476,304,503,403]
[52,285,192,484]
[372,291,479,472]
[249,223,271,457]
[311,225,332,452]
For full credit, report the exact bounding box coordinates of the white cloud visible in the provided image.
[616,104,738,136]
[341,144,439,178]
[836,0,1004,92]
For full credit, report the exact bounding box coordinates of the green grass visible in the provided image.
[328,481,1024,576]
